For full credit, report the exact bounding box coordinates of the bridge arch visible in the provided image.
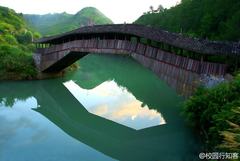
[34,24,240,96]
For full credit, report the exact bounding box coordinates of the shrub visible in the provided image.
[183,74,240,152]
[16,31,33,44]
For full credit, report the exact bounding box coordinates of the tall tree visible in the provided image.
[157,5,164,13]
[149,6,154,13]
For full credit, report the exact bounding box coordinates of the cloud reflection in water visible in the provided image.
[64,80,166,130]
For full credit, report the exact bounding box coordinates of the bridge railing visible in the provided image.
[37,39,227,75]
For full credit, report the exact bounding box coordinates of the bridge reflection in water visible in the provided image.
[0,55,202,160]
[34,24,240,96]
[0,82,199,161]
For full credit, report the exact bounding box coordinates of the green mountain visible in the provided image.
[135,0,240,41]
[24,7,113,36]
[0,6,39,79]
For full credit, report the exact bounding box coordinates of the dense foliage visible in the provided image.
[24,7,113,36]
[183,74,240,153]
[135,0,240,41]
[0,6,40,80]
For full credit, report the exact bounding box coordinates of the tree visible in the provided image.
[149,6,154,13]
[16,31,33,44]
[157,5,164,13]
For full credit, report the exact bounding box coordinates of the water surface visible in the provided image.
[0,54,201,161]
[64,80,166,130]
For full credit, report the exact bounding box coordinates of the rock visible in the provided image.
[200,74,226,88]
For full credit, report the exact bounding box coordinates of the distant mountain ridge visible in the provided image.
[24,7,113,36]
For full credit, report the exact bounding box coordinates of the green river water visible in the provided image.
[0,54,201,161]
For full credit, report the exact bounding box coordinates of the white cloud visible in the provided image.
[63,80,166,130]
[0,0,179,23]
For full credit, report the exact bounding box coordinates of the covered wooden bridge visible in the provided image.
[34,24,240,96]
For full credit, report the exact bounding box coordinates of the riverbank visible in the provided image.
[183,73,240,153]
[0,57,79,81]
[0,50,37,80]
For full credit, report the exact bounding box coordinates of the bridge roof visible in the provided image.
[36,24,240,56]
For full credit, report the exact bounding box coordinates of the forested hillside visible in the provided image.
[24,7,113,36]
[0,6,112,79]
[135,0,240,41]
[0,6,40,79]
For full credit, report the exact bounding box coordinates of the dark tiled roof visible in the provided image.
[35,24,240,56]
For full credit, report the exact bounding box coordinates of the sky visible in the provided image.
[0,0,179,23]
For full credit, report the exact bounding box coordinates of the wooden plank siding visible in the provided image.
[36,39,227,76]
